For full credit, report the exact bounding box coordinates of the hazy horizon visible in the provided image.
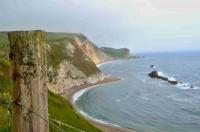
[1,0,200,53]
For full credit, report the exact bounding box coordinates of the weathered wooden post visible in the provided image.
[8,30,49,132]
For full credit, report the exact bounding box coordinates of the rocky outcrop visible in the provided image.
[148,71,178,85]
[47,60,106,94]
[45,34,133,94]
[148,71,196,89]
[47,38,106,94]
[150,65,155,68]
[0,31,132,94]
[45,33,133,93]
[45,32,132,64]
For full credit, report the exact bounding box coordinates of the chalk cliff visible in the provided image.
[0,32,132,94]
[46,38,106,94]
[72,35,112,64]
[0,31,106,131]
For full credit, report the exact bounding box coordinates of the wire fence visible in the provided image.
[50,118,85,132]
[0,98,85,132]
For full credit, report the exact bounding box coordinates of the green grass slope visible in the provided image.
[101,47,131,59]
[0,56,100,132]
[0,90,101,132]
[0,31,85,47]
[48,91,101,132]
[0,58,12,132]
[0,32,9,58]
[45,32,87,43]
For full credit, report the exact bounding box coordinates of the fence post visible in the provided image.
[8,30,49,132]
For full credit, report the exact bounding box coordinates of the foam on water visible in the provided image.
[157,71,176,81]
[77,109,122,128]
[166,95,192,102]
[115,95,132,102]
[156,71,199,90]
[75,52,200,132]
[73,84,123,129]
[73,85,99,104]
[96,60,118,67]
[176,82,199,90]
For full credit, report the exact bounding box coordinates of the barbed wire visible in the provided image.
[0,98,65,132]
[50,118,85,132]
[0,98,85,132]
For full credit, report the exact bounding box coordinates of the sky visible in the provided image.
[0,0,200,53]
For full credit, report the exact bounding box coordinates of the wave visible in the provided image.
[135,74,147,83]
[152,71,199,90]
[73,85,97,104]
[166,95,192,102]
[96,60,118,67]
[176,83,199,90]
[77,109,121,128]
[157,71,176,82]
[73,84,124,129]
[115,95,132,102]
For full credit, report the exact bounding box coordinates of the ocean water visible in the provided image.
[75,51,200,132]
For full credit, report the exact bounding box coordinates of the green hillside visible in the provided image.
[0,32,84,44]
[101,47,130,59]
[0,89,101,132]
[48,91,101,132]
[0,32,101,132]
[0,80,101,132]
[45,32,87,42]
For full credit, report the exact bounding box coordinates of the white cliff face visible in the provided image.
[48,60,106,94]
[73,37,112,64]
[46,38,108,94]
[46,34,131,94]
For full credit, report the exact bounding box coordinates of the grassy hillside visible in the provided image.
[0,32,131,60]
[0,32,101,131]
[48,91,101,132]
[101,47,130,59]
[0,58,11,132]
[0,90,101,132]
[45,32,87,43]
[0,76,101,132]
[0,32,88,59]
[0,31,85,48]
[0,32,9,58]
[0,31,131,131]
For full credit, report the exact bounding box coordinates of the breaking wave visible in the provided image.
[155,71,199,90]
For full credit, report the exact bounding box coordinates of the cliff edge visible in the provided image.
[0,31,132,94]
[47,38,106,94]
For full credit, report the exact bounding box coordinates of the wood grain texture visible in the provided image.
[9,31,48,132]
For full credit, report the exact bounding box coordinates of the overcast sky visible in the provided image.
[1,0,200,53]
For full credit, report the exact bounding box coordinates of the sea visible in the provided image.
[74,51,200,132]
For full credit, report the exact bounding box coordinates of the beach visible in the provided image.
[75,52,200,132]
[61,76,134,132]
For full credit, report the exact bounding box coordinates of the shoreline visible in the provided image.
[61,76,134,132]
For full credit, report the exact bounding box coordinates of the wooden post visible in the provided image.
[8,31,49,132]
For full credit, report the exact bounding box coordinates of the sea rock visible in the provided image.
[148,71,178,85]
[150,65,155,68]
[168,80,178,85]
[148,71,159,78]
